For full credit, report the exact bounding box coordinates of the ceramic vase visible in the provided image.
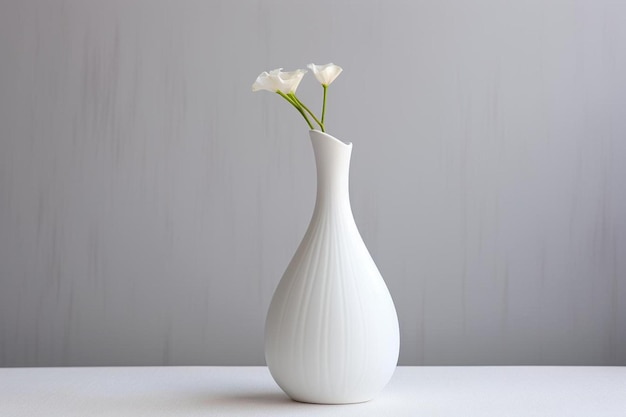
[265,130,399,404]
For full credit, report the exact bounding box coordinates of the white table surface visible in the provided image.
[0,366,624,416]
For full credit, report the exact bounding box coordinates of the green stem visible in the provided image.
[289,93,324,132]
[321,85,328,126]
[276,90,314,130]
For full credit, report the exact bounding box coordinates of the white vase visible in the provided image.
[265,130,400,404]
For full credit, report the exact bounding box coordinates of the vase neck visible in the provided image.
[309,130,353,211]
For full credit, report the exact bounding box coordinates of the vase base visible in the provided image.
[288,395,374,405]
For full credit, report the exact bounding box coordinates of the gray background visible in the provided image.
[1,0,625,367]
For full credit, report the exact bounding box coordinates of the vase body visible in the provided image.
[265,130,400,404]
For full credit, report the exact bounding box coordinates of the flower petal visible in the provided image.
[252,71,274,92]
[307,63,343,86]
[252,68,307,93]
[277,69,307,93]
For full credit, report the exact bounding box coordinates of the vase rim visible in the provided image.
[309,129,352,147]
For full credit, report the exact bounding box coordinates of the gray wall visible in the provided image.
[1,0,625,367]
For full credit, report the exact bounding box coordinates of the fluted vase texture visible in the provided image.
[265,130,400,404]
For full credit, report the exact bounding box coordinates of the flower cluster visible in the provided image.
[252,63,343,132]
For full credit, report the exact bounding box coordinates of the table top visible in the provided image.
[1,366,624,416]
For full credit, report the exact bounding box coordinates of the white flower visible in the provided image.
[307,63,343,86]
[252,68,307,94]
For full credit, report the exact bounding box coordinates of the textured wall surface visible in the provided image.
[1,0,625,366]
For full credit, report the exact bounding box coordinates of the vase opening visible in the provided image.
[310,129,352,147]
